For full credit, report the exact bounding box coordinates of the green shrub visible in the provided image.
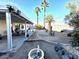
[71,28,79,46]
[67,32,72,37]
[35,24,44,29]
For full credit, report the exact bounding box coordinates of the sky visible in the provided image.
[0,0,70,25]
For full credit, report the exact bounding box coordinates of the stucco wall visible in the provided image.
[0,20,22,36]
[0,19,32,36]
[0,20,6,36]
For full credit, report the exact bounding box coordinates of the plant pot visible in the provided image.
[28,48,44,59]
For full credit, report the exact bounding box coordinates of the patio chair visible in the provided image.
[27,33,29,37]
[15,28,20,36]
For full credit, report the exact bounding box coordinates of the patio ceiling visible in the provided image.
[11,12,26,23]
[0,12,33,24]
[0,12,5,20]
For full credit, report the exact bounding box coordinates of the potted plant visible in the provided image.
[0,34,2,40]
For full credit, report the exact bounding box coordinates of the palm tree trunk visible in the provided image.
[49,22,51,31]
[48,22,51,31]
[44,8,46,28]
[48,22,52,35]
[37,15,39,25]
[37,12,39,25]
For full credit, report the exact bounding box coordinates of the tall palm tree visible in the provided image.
[41,0,49,28]
[35,7,40,25]
[45,15,54,33]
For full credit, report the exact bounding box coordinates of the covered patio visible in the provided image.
[0,5,33,52]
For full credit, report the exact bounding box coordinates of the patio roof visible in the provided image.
[0,5,33,24]
[0,5,34,52]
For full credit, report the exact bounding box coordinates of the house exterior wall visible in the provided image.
[0,20,25,36]
[0,20,19,36]
[0,19,6,36]
[0,19,28,36]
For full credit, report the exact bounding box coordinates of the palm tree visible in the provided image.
[45,15,54,34]
[41,0,49,28]
[35,7,40,25]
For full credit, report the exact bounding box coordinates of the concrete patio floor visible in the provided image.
[0,30,34,53]
[0,36,26,53]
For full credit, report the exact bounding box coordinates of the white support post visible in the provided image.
[6,12,13,51]
[32,24,33,32]
[25,22,27,38]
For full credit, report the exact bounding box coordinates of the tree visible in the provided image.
[35,7,40,25]
[72,27,79,46]
[64,12,79,28]
[41,0,49,28]
[45,15,54,35]
[66,0,78,13]
[65,0,79,46]
[65,0,79,28]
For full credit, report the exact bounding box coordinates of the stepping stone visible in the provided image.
[62,55,69,59]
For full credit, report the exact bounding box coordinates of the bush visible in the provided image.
[71,28,79,46]
[67,32,72,37]
[35,24,44,30]
[45,29,48,32]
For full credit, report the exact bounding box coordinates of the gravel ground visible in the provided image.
[30,30,71,44]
